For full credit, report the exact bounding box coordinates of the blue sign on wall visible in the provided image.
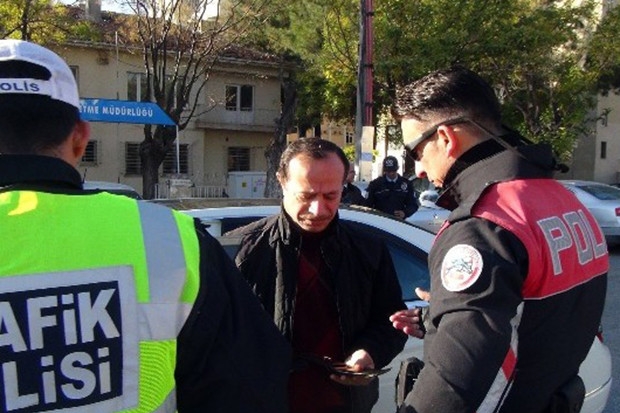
[79,98,175,126]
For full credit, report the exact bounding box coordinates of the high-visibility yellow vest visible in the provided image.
[0,190,200,412]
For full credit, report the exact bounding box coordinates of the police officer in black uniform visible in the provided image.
[341,162,366,205]
[365,156,418,218]
[389,66,608,413]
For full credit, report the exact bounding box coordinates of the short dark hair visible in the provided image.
[0,60,80,154]
[278,138,349,182]
[392,66,502,130]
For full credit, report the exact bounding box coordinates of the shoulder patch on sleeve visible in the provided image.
[441,244,484,292]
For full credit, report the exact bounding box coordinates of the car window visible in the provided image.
[577,184,620,201]
[345,221,430,302]
[218,236,244,259]
[386,243,430,301]
[221,217,264,234]
[106,189,142,199]
[196,216,265,237]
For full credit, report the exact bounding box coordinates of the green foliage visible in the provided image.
[587,4,620,94]
[343,144,356,161]
[248,0,359,126]
[258,0,620,164]
[0,0,82,43]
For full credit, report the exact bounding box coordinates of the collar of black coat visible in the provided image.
[276,206,340,247]
[436,141,556,215]
[0,154,83,191]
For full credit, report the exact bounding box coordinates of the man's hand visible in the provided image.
[390,308,426,338]
[394,210,405,219]
[415,287,430,301]
[329,349,375,386]
[390,288,431,338]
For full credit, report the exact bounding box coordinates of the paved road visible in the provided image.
[602,244,620,413]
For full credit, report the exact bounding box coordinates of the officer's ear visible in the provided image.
[436,124,459,159]
[70,120,90,162]
[437,124,468,159]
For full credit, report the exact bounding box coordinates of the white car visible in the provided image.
[180,204,612,413]
[560,180,620,244]
[83,180,142,199]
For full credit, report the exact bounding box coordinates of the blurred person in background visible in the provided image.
[341,161,366,205]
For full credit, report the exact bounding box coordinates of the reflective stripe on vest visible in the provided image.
[0,191,200,413]
[138,201,194,341]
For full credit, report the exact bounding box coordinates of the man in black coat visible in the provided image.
[226,138,407,413]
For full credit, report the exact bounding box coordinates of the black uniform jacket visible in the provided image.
[341,182,366,205]
[366,175,418,218]
[0,154,291,413]
[402,142,608,413]
[226,210,408,413]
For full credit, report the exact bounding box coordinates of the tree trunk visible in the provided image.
[264,79,297,198]
[140,125,172,199]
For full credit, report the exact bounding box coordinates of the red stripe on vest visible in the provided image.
[471,179,608,298]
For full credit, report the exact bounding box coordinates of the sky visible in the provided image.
[59,0,219,16]
[58,0,131,13]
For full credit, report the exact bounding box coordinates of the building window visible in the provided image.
[69,65,79,85]
[601,141,607,159]
[127,72,149,102]
[228,147,250,171]
[345,130,354,145]
[125,142,142,175]
[127,72,177,105]
[163,144,189,174]
[225,85,253,111]
[81,140,98,165]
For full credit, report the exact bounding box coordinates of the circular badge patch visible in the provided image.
[441,244,484,292]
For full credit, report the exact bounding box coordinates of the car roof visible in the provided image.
[183,204,436,250]
[83,181,137,190]
[560,180,620,202]
[559,180,613,187]
[82,181,142,199]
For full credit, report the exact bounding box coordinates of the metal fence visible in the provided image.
[154,183,228,199]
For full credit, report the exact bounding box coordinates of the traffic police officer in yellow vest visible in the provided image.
[0,39,291,413]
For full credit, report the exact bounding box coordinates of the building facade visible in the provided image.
[53,41,287,197]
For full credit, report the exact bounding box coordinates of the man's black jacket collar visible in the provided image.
[0,154,83,192]
[274,206,340,248]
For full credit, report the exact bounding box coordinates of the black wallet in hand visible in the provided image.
[301,354,391,378]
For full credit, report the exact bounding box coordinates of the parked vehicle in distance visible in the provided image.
[407,189,450,231]
[560,180,620,244]
[82,180,142,199]
[178,204,612,413]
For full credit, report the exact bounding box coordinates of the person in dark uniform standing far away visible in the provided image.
[226,138,407,413]
[341,161,366,205]
[389,66,609,413]
[0,39,290,413]
[365,155,418,218]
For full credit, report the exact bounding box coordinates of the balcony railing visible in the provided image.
[194,104,278,132]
